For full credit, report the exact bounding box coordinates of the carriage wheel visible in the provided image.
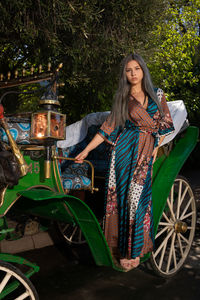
[0,261,39,299]
[57,222,86,245]
[150,175,196,277]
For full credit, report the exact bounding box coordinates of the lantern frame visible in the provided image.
[30,110,66,141]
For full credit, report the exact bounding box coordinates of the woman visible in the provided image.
[75,53,174,271]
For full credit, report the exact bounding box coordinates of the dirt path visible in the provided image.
[23,168,200,300]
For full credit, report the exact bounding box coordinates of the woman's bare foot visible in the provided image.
[120,257,140,271]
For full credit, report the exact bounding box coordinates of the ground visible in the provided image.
[21,168,200,300]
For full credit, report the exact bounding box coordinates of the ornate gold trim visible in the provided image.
[0,186,8,208]
[19,145,45,151]
[39,99,60,106]
[52,159,62,193]
[0,118,28,176]
[54,156,99,193]
[44,160,51,179]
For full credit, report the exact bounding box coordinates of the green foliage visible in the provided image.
[0,0,199,127]
[0,0,167,123]
[17,84,41,113]
[148,0,200,126]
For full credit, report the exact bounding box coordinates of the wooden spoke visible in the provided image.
[166,232,176,273]
[158,236,168,269]
[176,180,182,219]
[162,212,172,224]
[69,226,78,242]
[62,223,70,233]
[151,176,196,277]
[180,211,195,221]
[57,221,86,245]
[159,222,173,226]
[156,225,170,239]
[0,273,11,293]
[15,291,30,300]
[179,233,190,245]
[180,186,189,204]
[180,197,193,220]
[154,229,174,258]
[170,184,174,208]
[172,242,177,269]
[167,197,176,221]
[177,233,184,258]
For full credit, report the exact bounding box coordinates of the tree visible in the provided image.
[148,0,200,126]
[0,0,167,122]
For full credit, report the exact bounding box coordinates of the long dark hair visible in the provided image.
[109,53,163,127]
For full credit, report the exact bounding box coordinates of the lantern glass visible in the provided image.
[31,111,66,140]
[50,112,65,139]
[31,112,48,139]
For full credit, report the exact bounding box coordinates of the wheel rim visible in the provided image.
[152,177,196,276]
[57,222,86,245]
[0,264,37,299]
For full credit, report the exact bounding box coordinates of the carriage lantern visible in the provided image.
[30,107,66,141]
[30,67,66,178]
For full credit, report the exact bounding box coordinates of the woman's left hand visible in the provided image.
[152,146,159,164]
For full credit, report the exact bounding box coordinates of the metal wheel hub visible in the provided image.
[174,220,187,233]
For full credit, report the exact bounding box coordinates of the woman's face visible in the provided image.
[125,60,143,86]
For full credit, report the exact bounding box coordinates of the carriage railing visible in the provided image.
[53,156,99,194]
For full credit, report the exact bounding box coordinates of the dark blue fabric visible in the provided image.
[115,123,139,257]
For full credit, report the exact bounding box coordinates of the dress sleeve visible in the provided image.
[158,92,175,137]
[98,113,118,145]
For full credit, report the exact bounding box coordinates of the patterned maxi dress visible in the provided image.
[98,88,175,259]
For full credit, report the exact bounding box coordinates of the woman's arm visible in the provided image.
[75,133,104,163]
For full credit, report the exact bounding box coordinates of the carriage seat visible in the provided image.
[59,125,110,191]
[0,118,32,145]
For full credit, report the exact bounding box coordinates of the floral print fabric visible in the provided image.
[99,88,174,259]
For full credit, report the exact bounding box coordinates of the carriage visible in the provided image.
[0,65,198,299]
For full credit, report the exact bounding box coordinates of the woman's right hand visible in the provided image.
[75,149,89,163]
[75,133,104,163]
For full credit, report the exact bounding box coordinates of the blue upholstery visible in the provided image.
[60,138,90,190]
[0,122,32,144]
[62,165,91,190]
[60,125,110,191]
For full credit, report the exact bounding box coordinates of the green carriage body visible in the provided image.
[0,125,198,272]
